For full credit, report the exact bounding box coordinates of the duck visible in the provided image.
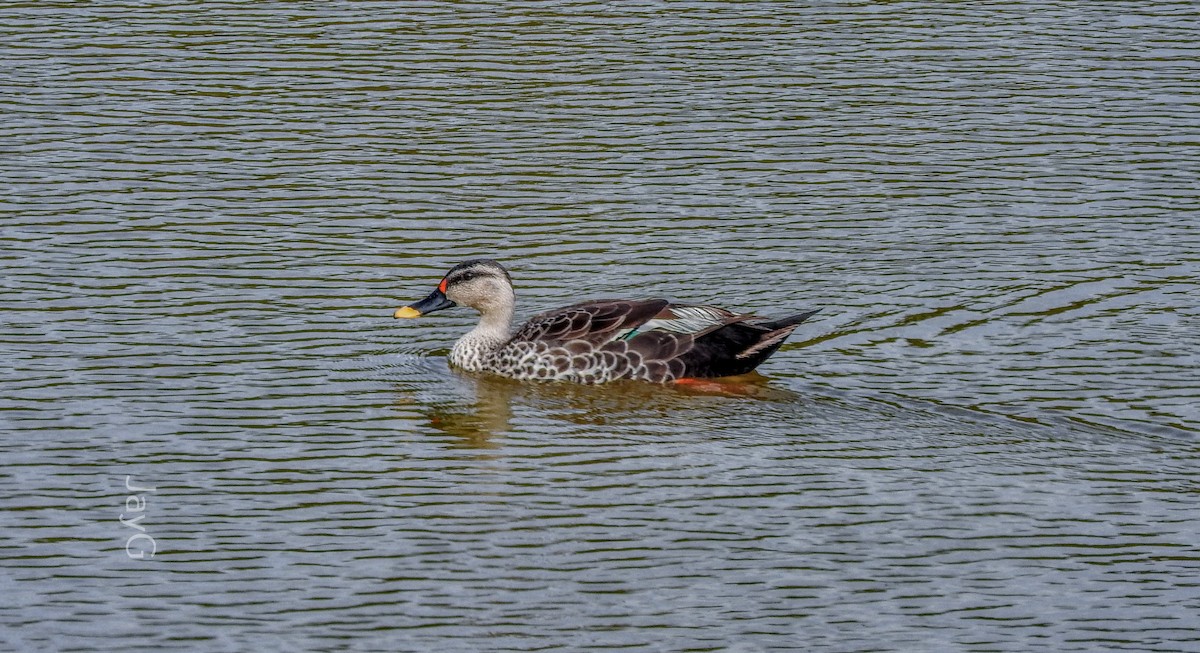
[393,259,819,384]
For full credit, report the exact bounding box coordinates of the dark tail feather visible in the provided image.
[735,308,822,361]
[758,308,821,332]
[681,308,821,377]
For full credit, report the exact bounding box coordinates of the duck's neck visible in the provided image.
[449,303,513,371]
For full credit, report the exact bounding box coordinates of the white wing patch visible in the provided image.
[632,305,735,336]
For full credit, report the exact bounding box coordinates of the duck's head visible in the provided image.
[394,259,514,319]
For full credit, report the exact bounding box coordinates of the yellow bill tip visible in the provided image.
[393,306,422,319]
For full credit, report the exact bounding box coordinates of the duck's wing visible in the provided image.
[607,304,759,379]
[509,299,671,346]
[511,300,756,346]
[615,303,753,340]
[508,299,798,382]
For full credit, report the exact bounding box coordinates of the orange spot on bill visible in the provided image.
[438,278,448,293]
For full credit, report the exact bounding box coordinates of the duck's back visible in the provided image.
[482,299,816,383]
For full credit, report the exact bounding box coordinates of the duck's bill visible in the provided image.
[394,289,455,318]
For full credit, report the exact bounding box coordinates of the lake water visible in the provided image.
[2,2,1199,651]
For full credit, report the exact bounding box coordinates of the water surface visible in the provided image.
[2,1,1199,651]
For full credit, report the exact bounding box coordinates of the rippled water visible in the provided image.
[3,1,1199,651]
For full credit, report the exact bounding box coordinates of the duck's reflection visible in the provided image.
[422,374,519,449]
[399,370,802,449]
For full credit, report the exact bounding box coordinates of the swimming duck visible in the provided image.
[393,259,819,384]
